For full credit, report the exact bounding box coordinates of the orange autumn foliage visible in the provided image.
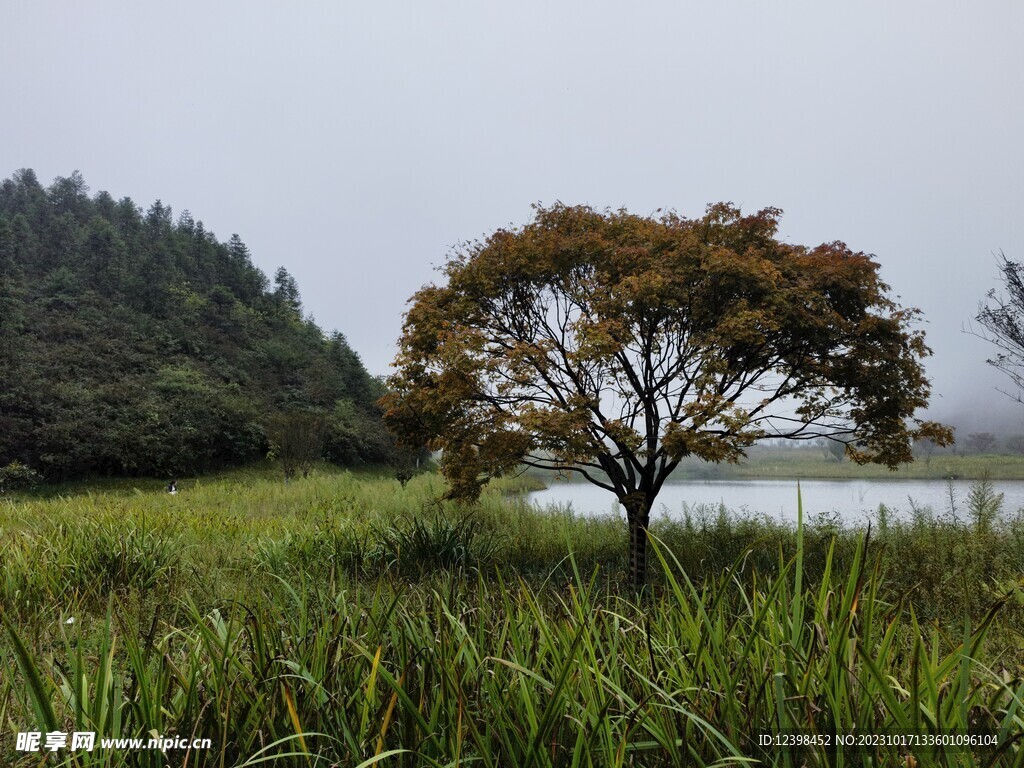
[383,202,952,588]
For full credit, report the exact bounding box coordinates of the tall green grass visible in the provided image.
[1,467,1023,766]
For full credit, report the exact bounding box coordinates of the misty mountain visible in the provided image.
[0,169,393,480]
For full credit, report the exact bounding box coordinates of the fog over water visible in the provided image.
[3,3,1023,432]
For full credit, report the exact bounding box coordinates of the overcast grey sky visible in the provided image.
[3,1,1022,429]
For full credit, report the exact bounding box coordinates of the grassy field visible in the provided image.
[2,464,1024,766]
[666,446,1024,481]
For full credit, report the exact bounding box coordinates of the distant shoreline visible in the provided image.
[525,450,1024,483]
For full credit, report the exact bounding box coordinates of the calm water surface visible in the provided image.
[527,478,1024,524]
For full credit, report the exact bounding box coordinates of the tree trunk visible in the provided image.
[624,493,652,596]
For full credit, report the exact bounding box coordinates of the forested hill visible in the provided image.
[0,169,393,480]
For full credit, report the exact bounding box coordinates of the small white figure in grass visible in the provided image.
[64,616,74,625]
[167,480,177,495]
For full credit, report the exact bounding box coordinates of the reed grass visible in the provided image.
[1,466,1023,766]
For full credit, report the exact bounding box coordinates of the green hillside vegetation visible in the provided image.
[0,169,393,481]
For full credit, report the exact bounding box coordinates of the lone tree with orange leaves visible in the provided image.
[383,203,952,592]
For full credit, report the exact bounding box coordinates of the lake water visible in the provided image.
[527,478,1024,525]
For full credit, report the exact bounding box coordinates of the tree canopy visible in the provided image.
[383,202,952,589]
[0,169,395,480]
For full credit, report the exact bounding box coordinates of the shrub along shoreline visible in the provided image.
[2,467,1023,766]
